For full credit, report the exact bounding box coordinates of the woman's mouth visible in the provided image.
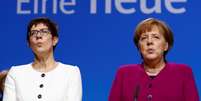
[147,48,154,54]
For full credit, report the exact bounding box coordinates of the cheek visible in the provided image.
[29,38,40,44]
[156,42,168,52]
[29,40,36,47]
[139,42,147,49]
[45,38,55,47]
[138,44,147,53]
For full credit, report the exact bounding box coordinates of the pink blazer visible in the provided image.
[109,63,199,101]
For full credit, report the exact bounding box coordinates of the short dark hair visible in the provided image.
[133,18,174,57]
[27,17,59,49]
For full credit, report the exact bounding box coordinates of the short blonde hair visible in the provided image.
[133,18,174,56]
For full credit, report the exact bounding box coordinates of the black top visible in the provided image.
[149,76,156,79]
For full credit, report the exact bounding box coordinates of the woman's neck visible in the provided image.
[143,57,166,76]
[32,52,57,73]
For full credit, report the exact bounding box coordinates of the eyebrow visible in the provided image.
[152,33,160,36]
[31,28,49,31]
[141,33,160,36]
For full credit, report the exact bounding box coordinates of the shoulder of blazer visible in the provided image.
[116,64,142,76]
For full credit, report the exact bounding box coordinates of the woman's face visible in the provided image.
[29,23,58,55]
[138,26,168,61]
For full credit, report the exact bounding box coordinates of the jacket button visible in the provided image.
[41,73,45,77]
[147,94,152,100]
[39,84,44,88]
[38,94,42,99]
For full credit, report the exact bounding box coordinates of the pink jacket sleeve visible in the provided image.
[183,66,199,101]
[108,68,124,101]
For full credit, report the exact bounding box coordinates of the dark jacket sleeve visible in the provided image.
[182,65,199,101]
[108,68,125,101]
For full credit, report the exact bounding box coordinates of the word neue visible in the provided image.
[17,0,187,14]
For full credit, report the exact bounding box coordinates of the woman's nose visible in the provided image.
[36,35,42,40]
[147,37,153,46]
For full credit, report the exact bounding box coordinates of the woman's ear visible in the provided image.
[164,42,169,51]
[53,37,59,46]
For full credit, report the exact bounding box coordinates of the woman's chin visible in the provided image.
[34,48,47,54]
[144,55,158,61]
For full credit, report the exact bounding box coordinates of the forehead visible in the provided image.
[31,23,48,30]
[140,26,161,36]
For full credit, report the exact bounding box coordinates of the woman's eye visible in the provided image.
[154,36,159,39]
[140,37,147,41]
[30,31,38,36]
[153,36,160,39]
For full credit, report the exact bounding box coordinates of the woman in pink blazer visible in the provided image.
[109,18,199,101]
